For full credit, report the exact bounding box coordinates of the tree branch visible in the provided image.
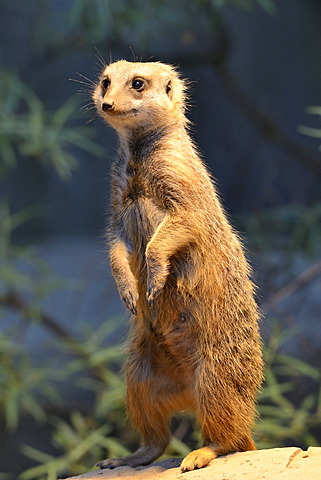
[165,8,321,179]
[215,64,321,178]
[0,291,111,381]
[260,259,321,314]
[0,291,75,343]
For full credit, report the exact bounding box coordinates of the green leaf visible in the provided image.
[275,354,320,381]
[258,405,294,418]
[20,445,55,464]
[305,106,321,116]
[167,436,190,456]
[52,97,79,128]
[99,436,130,457]
[298,125,321,139]
[300,393,316,413]
[21,395,47,424]
[259,380,293,400]
[89,346,124,367]
[4,383,19,431]
[68,425,109,462]
[19,458,64,480]
[317,385,321,416]
[255,0,277,15]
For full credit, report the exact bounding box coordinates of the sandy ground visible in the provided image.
[60,447,321,480]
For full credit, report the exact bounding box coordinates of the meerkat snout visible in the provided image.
[102,101,115,112]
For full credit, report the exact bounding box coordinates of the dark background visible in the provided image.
[2,0,321,236]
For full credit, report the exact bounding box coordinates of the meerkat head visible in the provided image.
[92,60,188,132]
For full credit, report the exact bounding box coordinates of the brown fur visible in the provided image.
[92,60,263,472]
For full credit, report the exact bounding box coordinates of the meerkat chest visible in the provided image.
[113,159,165,248]
[123,163,146,203]
[112,157,144,202]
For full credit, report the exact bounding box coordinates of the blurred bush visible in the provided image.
[0,73,104,179]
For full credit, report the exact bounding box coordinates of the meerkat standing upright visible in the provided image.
[92,60,263,472]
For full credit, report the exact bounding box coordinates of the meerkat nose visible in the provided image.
[102,101,115,112]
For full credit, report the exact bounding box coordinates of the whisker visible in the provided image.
[75,91,94,99]
[94,47,107,68]
[75,71,96,86]
[86,113,99,124]
[69,78,94,89]
[129,46,137,62]
[81,101,94,107]
[83,109,97,116]
[94,61,104,73]
[82,99,95,106]
[81,103,96,111]
[76,86,94,94]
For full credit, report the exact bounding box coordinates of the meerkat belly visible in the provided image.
[121,194,165,255]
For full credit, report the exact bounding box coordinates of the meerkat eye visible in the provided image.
[131,78,145,91]
[166,79,172,97]
[101,78,110,91]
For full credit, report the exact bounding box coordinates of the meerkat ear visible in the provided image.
[166,79,173,99]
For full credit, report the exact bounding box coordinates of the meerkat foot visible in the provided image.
[98,445,165,470]
[97,457,126,469]
[180,446,218,472]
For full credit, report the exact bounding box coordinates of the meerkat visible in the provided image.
[92,60,263,472]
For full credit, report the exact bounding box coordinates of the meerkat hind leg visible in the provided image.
[97,444,166,469]
[98,367,173,469]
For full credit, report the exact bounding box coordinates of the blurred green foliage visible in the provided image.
[239,202,321,258]
[258,326,321,448]
[0,334,61,431]
[2,308,321,479]
[0,318,129,480]
[0,73,104,179]
[2,0,275,61]
[17,322,129,480]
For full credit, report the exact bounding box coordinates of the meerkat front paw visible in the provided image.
[119,287,138,315]
[146,271,168,307]
[146,280,161,308]
[145,258,168,307]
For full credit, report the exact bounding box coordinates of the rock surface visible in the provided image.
[59,447,321,480]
